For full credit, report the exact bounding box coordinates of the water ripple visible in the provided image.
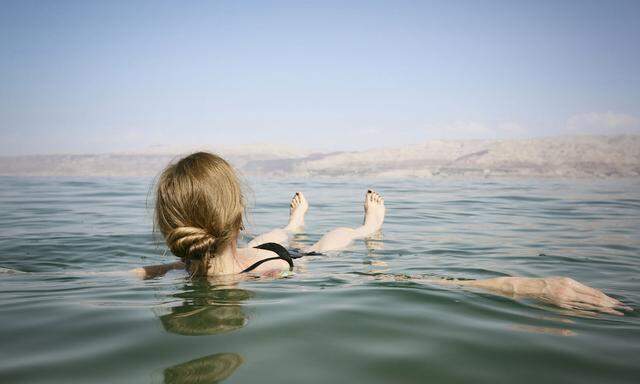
[0,176,639,383]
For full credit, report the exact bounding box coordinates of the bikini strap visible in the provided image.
[241,242,294,273]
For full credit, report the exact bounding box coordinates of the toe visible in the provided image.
[291,192,307,210]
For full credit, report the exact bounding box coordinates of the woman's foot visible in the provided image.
[284,192,308,231]
[248,192,307,248]
[303,189,386,253]
[357,189,385,237]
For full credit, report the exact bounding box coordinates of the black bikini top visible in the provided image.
[241,242,295,273]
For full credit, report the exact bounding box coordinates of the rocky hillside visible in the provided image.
[1,135,638,178]
[244,135,640,178]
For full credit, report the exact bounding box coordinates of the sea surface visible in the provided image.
[1,176,639,383]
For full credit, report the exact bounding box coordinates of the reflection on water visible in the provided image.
[164,353,243,384]
[289,232,310,251]
[158,284,252,336]
[509,324,575,336]
[157,283,250,382]
[158,304,247,336]
[364,231,384,254]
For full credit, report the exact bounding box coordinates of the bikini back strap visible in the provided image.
[241,242,294,273]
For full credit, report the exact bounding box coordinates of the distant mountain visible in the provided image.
[1,135,639,178]
[0,143,311,177]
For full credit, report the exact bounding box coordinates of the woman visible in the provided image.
[136,152,630,315]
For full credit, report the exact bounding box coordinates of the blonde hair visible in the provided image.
[155,152,244,276]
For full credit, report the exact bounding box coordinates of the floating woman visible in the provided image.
[135,152,631,316]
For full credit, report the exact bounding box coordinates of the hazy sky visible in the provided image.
[1,0,639,155]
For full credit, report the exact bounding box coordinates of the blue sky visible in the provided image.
[1,0,639,155]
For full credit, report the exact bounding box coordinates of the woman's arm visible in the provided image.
[132,261,185,279]
[428,276,632,315]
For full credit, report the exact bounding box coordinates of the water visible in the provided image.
[1,176,639,383]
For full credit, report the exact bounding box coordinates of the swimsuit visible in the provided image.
[240,243,320,273]
[241,242,297,273]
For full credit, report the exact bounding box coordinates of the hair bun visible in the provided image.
[166,226,216,259]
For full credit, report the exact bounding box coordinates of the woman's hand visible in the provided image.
[132,261,186,280]
[131,267,147,279]
[465,276,632,316]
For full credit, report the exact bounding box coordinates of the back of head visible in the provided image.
[155,152,244,276]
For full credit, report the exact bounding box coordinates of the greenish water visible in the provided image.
[1,176,639,383]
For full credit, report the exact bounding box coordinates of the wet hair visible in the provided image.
[155,152,244,276]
